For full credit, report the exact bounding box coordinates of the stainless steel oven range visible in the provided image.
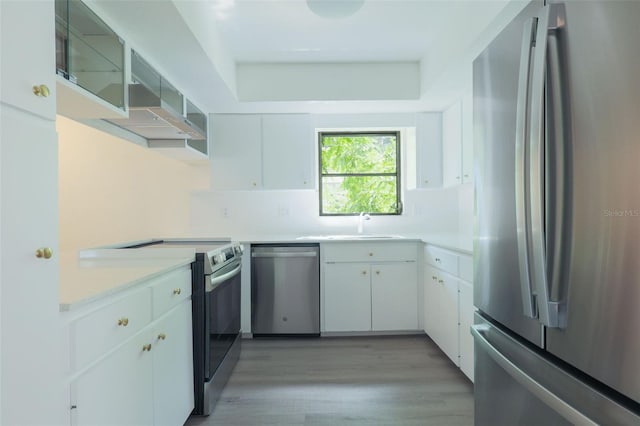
[123,239,243,416]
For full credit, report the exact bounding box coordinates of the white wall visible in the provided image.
[190,187,460,240]
[189,112,465,240]
[57,116,208,250]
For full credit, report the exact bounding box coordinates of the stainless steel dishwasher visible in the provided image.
[251,244,320,336]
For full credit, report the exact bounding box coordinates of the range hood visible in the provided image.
[106,83,206,140]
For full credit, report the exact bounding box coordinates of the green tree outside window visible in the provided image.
[319,132,402,215]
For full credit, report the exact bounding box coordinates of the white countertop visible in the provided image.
[59,248,195,312]
[234,234,472,254]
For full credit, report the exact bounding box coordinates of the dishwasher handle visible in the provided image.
[252,251,318,258]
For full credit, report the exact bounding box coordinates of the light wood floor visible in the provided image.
[185,335,474,426]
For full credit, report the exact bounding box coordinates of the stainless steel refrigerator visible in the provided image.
[473,0,640,424]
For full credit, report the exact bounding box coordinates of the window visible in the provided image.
[319,131,402,215]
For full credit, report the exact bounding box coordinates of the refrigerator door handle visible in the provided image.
[528,5,562,328]
[471,324,597,426]
[515,17,538,319]
[545,3,570,328]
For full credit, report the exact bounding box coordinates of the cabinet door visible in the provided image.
[323,263,371,332]
[262,114,314,189]
[153,301,195,426]
[461,90,474,184]
[71,331,154,426]
[371,262,418,331]
[1,105,64,424]
[442,100,462,187]
[423,265,440,340]
[211,114,262,190]
[0,1,56,120]
[416,112,443,188]
[458,280,475,382]
[435,271,460,366]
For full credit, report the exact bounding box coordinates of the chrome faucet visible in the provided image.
[357,212,371,234]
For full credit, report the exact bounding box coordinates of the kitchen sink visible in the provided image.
[296,234,405,240]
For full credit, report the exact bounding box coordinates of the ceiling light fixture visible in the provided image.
[306,0,365,19]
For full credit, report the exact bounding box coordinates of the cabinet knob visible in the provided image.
[32,84,50,97]
[438,279,444,284]
[464,174,469,178]
[35,247,53,259]
[173,288,182,295]
[432,275,438,280]
[362,270,367,275]
[375,270,380,275]
[157,333,166,340]
[252,182,257,187]
[117,318,129,327]
[369,252,373,257]
[142,344,152,352]
[424,179,429,184]
[456,176,461,180]
[435,257,441,262]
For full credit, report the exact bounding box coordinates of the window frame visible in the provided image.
[317,130,402,216]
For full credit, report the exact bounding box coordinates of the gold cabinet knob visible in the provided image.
[375,270,380,275]
[32,84,50,97]
[369,252,373,257]
[157,333,166,340]
[361,270,367,275]
[142,344,152,352]
[252,182,257,187]
[173,288,182,295]
[35,247,53,259]
[117,318,129,327]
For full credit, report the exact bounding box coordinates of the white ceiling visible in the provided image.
[88,0,528,113]
[209,0,504,63]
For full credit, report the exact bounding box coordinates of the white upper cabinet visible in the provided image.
[414,112,443,188]
[211,114,314,190]
[1,0,57,121]
[461,89,474,184]
[442,100,463,187]
[262,114,314,189]
[211,114,263,190]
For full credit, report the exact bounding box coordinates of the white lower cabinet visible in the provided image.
[67,266,194,425]
[71,330,155,425]
[322,242,419,333]
[458,280,474,380]
[371,263,418,331]
[324,263,371,332]
[423,245,475,381]
[153,301,195,426]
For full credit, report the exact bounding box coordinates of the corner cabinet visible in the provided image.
[413,112,443,188]
[65,266,194,425]
[211,114,314,190]
[322,242,419,333]
[423,244,475,381]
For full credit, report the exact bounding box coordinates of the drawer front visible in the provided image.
[425,245,459,275]
[459,254,473,282]
[323,242,418,263]
[152,267,192,319]
[71,288,152,372]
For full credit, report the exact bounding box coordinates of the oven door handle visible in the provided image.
[206,263,241,292]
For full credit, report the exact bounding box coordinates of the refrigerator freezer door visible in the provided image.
[544,0,640,405]
[473,0,543,347]
[474,314,640,425]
